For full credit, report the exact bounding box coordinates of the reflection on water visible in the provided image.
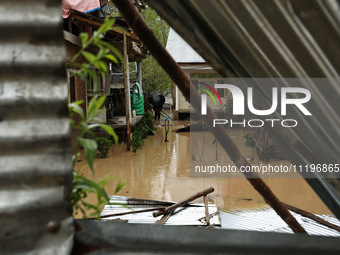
[76,125,331,218]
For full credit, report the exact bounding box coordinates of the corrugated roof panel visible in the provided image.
[0,0,73,254]
[166,27,206,63]
[220,208,340,237]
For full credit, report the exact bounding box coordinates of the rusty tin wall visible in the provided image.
[0,0,74,254]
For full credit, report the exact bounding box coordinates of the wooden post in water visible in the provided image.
[124,33,131,151]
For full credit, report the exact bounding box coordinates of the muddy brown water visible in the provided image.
[75,124,331,218]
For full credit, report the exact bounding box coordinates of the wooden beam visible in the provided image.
[137,61,142,90]
[63,30,82,46]
[70,11,138,40]
[284,203,340,233]
[123,33,131,151]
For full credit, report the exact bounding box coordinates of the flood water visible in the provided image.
[75,122,331,218]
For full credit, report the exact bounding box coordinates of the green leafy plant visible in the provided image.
[131,112,155,153]
[244,133,255,148]
[143,112,156,131]
[95,136,112,158]
[191,154,197,161]
[69,17,126,219]
[141,7,171,95]
[71,17,123,89]
[70,95,123,219]
[131,124,145,153]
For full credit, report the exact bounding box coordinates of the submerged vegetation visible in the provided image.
[131,112,156,153]
[244,133,255,148]
[95,136,113,158]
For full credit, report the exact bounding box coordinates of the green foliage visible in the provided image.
[69,17,124,219]
[70,96,123,218]
[131,125,145,153]
[70,173,126,219]
[244,133,255,148]
[141,7,171,95]
[191,154,197,161]
[71,16,123,92]
[70,95,118,172]
[95,137,112,158]
[131,112,155,153]
[143,112,156,131]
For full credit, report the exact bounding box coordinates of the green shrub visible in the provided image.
[244,133,255,148]
[131,112,155,153]
[95,136,112,158]
[143,112,156,131]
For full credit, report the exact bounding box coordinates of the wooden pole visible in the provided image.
[137,61,142,91]
[153,187,214,217]
[99,206,165,219]
[284,203,340,233]
[123,33,131,151]
[204,195,210,226]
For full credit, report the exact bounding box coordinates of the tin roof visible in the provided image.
[220,208,340,237]
[166,28,206,64]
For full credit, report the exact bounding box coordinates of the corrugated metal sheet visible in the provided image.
[220,208,340,237]
[101,196,220,226]
[75,219,340,254]
[166,28,206,63]
[147,0,340,218]
[0,0,73,254]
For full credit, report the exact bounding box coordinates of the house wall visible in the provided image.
[173,65,216,119]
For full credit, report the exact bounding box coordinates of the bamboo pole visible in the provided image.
[112,0,307,234]
[99,206,165,219]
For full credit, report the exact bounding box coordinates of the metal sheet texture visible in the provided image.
[0,0,74,254]
[166,28,206,63]
[220,208,340,237]
[74,220,340,254]
[147,0,340,218]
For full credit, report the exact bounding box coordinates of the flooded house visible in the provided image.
[62,1,147,143]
